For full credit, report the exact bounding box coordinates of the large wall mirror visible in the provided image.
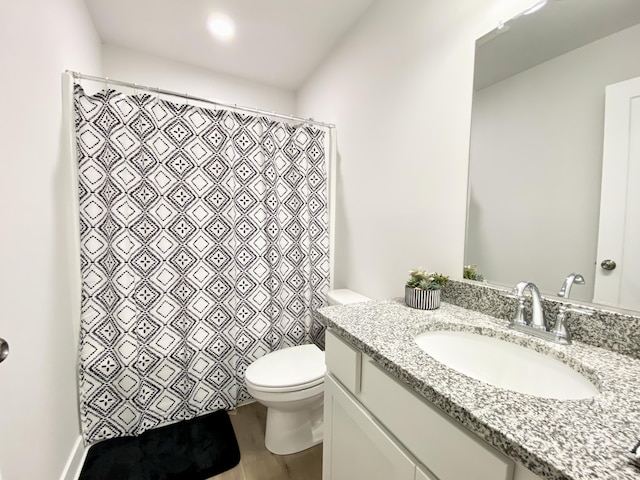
[465,0,640,312]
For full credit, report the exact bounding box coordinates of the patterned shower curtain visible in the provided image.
[74,85,330,444]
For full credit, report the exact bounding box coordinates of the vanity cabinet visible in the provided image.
[324,330,541,480]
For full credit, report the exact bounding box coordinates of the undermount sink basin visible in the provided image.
[414,330,599,400]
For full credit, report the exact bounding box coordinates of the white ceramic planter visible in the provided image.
[405,286,441,310]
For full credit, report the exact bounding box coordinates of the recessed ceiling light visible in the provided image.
[208,13,235,41]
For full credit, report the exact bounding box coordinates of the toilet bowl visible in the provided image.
[244,288,370,455]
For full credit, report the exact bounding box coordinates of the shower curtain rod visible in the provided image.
[66,70,335,129]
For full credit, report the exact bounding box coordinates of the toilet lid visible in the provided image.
[245,344,326,389]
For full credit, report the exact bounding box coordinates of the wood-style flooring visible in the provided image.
[210,402,323,480]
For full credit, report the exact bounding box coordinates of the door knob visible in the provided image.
[0,337,8,363]
[600,259,617,271]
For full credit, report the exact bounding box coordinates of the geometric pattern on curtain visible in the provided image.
[74,85,330,444]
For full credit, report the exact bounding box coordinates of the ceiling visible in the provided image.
[474,0,640,90]
[84,0,376,91]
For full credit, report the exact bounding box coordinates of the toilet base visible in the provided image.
[264,398,324,455]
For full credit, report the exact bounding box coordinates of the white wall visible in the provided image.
[466,23,640,301]
[0,1,101,479]
[297,0,533,299]
[102,45,296,115]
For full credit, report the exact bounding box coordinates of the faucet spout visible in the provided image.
[513,281,546,330]
[557,273,585,298]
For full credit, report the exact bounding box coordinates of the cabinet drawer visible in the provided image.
[359,358,514,480]
[325,330,362,394]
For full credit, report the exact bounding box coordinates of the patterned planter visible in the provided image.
[405,286,441,310]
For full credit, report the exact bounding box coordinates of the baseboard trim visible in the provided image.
[59,436,87,480]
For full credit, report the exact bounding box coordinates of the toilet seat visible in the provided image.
[245,344,326,393]
[246,375,324,394]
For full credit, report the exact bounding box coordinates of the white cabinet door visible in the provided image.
[323,374,416,480]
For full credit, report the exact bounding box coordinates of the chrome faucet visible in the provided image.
[505,280,593,345]
[511,281,546,330]
[550,305,593,344]
[557,273,585,298]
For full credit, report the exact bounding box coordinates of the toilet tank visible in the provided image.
[326,289,371,306]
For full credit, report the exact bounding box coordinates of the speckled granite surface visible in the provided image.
[318,298,640,480]
[443,279,640,359]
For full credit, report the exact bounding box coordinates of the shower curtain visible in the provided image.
[74,85,330,444]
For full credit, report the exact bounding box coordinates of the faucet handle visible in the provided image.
[550,305,595,344]
[499,291,520,300]
[560,305,595,316]
[500,290,529,326]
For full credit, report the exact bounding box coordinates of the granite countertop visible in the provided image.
[318,298,640,480]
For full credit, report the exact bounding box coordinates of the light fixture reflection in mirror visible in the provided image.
[522,0,547,17]
[464,0,640,313]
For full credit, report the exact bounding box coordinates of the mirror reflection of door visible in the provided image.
[594,76,640,310]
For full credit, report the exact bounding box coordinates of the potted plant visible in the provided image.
[405,268,448,310]
[463,264,485,282]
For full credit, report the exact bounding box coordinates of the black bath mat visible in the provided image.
[78,410,240,480]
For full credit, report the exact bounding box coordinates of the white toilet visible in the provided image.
[244,288,371,455]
